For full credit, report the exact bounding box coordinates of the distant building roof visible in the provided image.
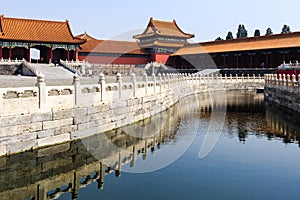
[0,15,84,44]
[133,17,194,39]
[78,32,149,54]
[173,32,300,56]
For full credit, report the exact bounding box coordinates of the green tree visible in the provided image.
[237,24,248,38]
[265,28,273,36]
[254,29,260,36]
[226,31,234,40]
[281,25,291,34]
[215,37,224,41]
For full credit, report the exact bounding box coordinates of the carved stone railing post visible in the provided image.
[116,73,122,99]
[143,73,148,95]
[287,74,290,91]
[180,73,183,86]
[167,73,170,90]
[292,74,297,91]
[191,73,194,84]
[158,73,162,93]
[264,74,268,87]
[274,74,278,85]
[152,73,157,94]
[278,74,282,89]
[73,74,80,106]
[282,74,287,90]
[162,73,166,92]
[37,73,46,109]
[99,73,106,101]
[196,73,200,88]
[131,73,136,97]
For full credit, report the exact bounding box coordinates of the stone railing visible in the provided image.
[264,74,300,112]
[60,59,87,75]
[87,63,140,76]
[0,58,23,65]
[0,73,264,117]
[0,72,265,156]
[278,61,300,69]
[265,74,300,92]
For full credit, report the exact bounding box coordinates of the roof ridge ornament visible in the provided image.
[0,15,3,34]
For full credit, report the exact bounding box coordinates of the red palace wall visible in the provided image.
[78,55,150,65]
[150,53,170,64]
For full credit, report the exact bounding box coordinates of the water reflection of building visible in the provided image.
[1,92,298,199]
[0,94,200,200]
[198,92,265,143]
[197,91,300,145]
[265,103,300,146]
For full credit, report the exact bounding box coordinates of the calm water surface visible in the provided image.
[1,91,300,200]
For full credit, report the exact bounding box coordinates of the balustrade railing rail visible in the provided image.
[0,73,264,117]
[0,58,23,64]
[265,74,300,93]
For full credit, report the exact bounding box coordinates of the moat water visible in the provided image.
[1,91,300,200]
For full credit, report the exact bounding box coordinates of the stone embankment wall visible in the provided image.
[264,74,300,112]
[0,97,193,200]
[0,73,264,156]
[0,59,23,75]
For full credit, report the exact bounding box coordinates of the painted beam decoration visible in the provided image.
[0,40,78,50]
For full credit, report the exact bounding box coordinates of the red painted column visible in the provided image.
[27,46,30,62]
[49,48,53,61]
[67,49,70,61]
[75,49,79,61]
[0,46,2,59]
[9,47,12,59]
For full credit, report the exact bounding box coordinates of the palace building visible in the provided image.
[0,15,84,63]
[171,32,300,70]
[77,32,150,65]
[78,17,194,65]
[133,17,194,64]
[1,15,300,71]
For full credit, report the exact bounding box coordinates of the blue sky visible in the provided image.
[0,0,299,42]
